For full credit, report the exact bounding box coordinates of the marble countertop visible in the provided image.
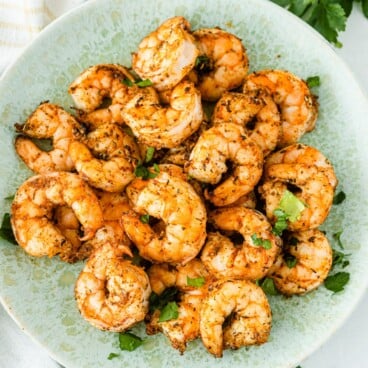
[0,5,367,368]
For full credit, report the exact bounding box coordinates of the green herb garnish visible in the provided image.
[187,276,205,287]
[333,191,346,205]
[332,248,350,269]
[149,287,179,312]
[134,162,160,180]
[251,234,272,249]
[333,230,344,249]
[118,331,144,351]
[259,277,279,296]
[195,55,212,72]
[107,352,120,360]
[272,208,289,236]
[121,78,134,87]
[135,79,153,87]
[306,75,321,88]
[159,301,179,322]
[324,271,350,292]
[0,213,17,245]
[140,214,150,224]
[145,147,155,163]
[284,253,297,268]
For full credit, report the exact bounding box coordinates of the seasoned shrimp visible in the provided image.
[122,80,203,149]
[11,172,104,261]
[75,243,151,332]
[185,122,263,207]
[14,102,85,173]
[269,229,333,295]
[200,279,271,357]
[243,69,318,146]
[69,123,140,192]
[132,16,198,91]
[84,191,133,256]
[146,259,209,353]
[68,64,140,126]
[121,168,207,265]
[259,144,337,230]
[191,28,249,101]
[201,207,281,280]
[212,89,281,155]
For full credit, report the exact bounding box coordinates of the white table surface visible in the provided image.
[1,5,368,368]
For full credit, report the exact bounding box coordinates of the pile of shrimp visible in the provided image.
[10,16,337,358]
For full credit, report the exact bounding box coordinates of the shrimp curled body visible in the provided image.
[201,207,281,280]
[200,279,271,357]
[132,16,198,91]
[14,102,85,173]
[75,243,151,332]
[185,122,263,206]
[269,229,333,295]
[11,172,104,261]
[122,168,207,265]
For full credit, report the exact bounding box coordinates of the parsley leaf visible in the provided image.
[332,248,350,269]
[333,230,344,249]
[251,234,272,249]
[306,75,321,88]
[273,208,289,236]
[259,277,279,295]
[134,162,160,180]
[159,301,179,322]
[333,191,346,205]
[0,213,17,245]
[140,214,150,224]
[107,352,120,360]
[285,253,297,268]
[118,332,143,351]
[324,271,350,292]
[122,78,153,87]
[187,276,205,287]
[145,147,155,163]
[149,287,178,312]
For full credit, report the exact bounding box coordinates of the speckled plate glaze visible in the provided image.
[1,0,368,367]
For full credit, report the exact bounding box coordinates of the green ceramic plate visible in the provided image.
[1,0,368,367]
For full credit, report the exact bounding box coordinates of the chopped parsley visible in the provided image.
[159,301,179,322]
[332,248,350,270]
[306,75,321,88]
[140,214,150,224]
[333,191,346,205]
[122,78,153,88]
[118,331,144,351]
[333,230,344,249]
[149,287,179,313]
[134,161,160,180]
[145,147,155,163]
[324,271,350,293]
[0,213,17,245]
[284,253,297,268]
[272,190,306,235]
[258,277,279,296]
[251,234,272,249]
[107,352,120,360]
[194,55,212,72]
[187,276,205,287]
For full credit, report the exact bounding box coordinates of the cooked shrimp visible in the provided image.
[201,207,281,280]
[84,191,133,256]
[259,144,337,230]
[69,123,140,192]
[68,64,140,125]
[212,89,281,155]
[14,102,85,173]
[132,16,198,91]
[146,259,209,353]
[122,80,203,149]
[11,172,104,261]
[185,122,263,206]
[75,243,151,332]
[243,69,318,146]
[121,168,207,265]
[200,279,271,357]
[268,229,333,295]
[191,27,249,101]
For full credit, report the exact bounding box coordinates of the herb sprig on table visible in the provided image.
[271,0,368,47]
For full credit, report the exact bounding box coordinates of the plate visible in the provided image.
[1,0,368,367]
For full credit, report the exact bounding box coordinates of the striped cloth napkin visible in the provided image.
[0,0,87,73]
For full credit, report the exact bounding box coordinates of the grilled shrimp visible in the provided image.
[243,69,318,146]
[75,243,151,332]
[269,229,333,295]
[259,144,337,230]
[122,80,203,149]
[68,64,140,126]
[121,168,207,265]
[212,89,281,155]
[11,172,103,261]
[185,122,263,206]
[14,102,85,173]
[201,207,281,280]
[191,27,249,101]
[132,16,198,91]
[146,259,209,353]
[69,123,140,192]
[200,279,272,358]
